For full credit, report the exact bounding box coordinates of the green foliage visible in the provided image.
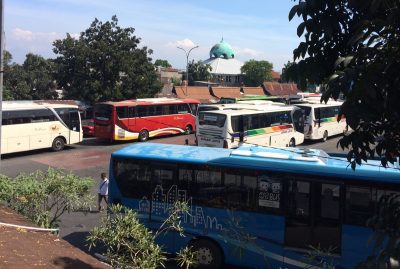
[187,60,212,85]
[154,59,172,68]
[3,51,57,100]
[88,202,196,269]
[240,59,273,86]
[0,168,94,228]
[53,15,162,103]
[171,76,182,86]
[280,61,296,83]
[356,193,400,269]
[287,0,400,167]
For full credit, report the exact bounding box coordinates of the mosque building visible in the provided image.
[202,38,244,87]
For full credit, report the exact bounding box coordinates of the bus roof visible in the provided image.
[199,106,294,116]
[294,100,344,107]
[112,143,400,184]
[221,95,283,101]
[2,101,78,110]
[98,98,200,107]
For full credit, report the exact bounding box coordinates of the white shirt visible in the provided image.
[99,178,109,196]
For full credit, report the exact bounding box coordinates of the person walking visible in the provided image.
[98,172,109,211]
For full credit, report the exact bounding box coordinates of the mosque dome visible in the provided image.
[209,38,235,59]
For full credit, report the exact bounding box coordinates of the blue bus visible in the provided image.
[108,143,400,269]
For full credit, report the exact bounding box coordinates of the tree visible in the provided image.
[187,60,212,85]
[280,61,296,83]
[240,59,273,87]
[53,15,162,104]
[3,52,57,100]
[287,0,400,168]
[154,59,172,68]
[0,168,94,228]
[88,203,196,269]
[23,53,58,99]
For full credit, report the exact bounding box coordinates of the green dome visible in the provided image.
[209,38,235,59]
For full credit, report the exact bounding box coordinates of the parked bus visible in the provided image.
[108,143,400,269]
[196,106,305,148]
[94,98,200,142]
[1,101,82,154]
[294,100,347,141]
[219,95,286,104]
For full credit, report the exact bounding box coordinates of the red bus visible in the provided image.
[94,98,200,142]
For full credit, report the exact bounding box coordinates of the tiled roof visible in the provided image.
[272,71,281,80]
[262,82,298,96]
[241,87,266,95]
[172,86,218,103]
[211,87,243,98]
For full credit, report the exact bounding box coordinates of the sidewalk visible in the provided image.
[0,205,110,269]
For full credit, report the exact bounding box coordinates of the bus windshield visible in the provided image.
[94,104,113,121]
[198,112,226,127]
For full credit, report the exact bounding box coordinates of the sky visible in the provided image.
[5,0,303,72]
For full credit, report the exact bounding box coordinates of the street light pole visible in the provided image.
[177,45,199,93]
[0,0,4,171]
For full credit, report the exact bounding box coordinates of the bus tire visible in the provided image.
[138,130,149,142]
[185,124,193,134]
[52,137,65,151]
[289,138,296,147]
[322,130,328,142]
[190,239,223,269]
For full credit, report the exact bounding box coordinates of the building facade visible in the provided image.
[202,38,244,87]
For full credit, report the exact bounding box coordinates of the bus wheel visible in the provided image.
[185,124,193,134]
[52,137,65,151]
[289,138,296,147]
[190,239,223,269]
[138,130,149,142]
[322,130,328,142]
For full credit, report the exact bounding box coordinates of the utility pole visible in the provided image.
[177,45,199,95]
[0,0,4,171]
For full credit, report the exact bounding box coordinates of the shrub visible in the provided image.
[0,168,94,228]
[88,202,195,269]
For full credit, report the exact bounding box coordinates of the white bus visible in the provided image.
[294,100,347,141]
[197,106,305,148]
[1,101,83,154]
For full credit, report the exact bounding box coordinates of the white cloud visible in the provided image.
[13,28,34,41]
[12,28,61,42]
[233,46,263,58]
[166,38,196,49]
[70,33,80,40]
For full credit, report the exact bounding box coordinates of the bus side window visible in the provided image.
[177,104,190,114]
[194,169,223,208]
[113,160,151,199]
[178,167,196,196]
[258,174,283,214]
[224,173,243,209]
[345,186,376,226]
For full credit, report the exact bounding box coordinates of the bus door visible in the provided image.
[285,180,342,255]
[291,108,304,133]
[68,109,82,143]
[128,107,136,127]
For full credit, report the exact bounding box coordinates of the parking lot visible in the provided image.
[0,134,347,268]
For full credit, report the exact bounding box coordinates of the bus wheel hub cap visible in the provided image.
[197,248,212,264]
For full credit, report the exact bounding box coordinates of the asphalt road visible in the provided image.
[0,133,347,268]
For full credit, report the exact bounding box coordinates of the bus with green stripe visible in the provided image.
[197,106,305,148]
[294,100,348,142]
[219,95,286,104]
